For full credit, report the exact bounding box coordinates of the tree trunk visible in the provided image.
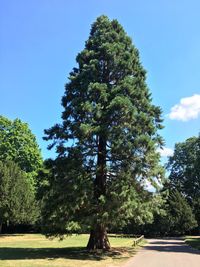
[0,222,2,234]
[87,135,110,250]
[87,224,110,250]
[94,135,107,198]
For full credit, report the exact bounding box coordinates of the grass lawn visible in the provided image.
[185,236,200,250]
[0,234,144,267]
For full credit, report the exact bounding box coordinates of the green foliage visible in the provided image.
[43,15,164,241]
[123,190,167,235]
[40,156,93,237]
[166,189,197,235]
[143,189,197,236]
[0,116,42,176]
[167,135,200,228]
[0,116,43,231]
[0,161,39,230]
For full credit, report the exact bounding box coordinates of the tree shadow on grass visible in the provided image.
[0,247,136,261]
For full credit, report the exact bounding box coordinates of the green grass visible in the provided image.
[185,236,200,250]
[0,234,144,267]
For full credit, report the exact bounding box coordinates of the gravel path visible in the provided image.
[122,238,200,267]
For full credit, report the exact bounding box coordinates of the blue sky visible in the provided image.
[1,0,200,159]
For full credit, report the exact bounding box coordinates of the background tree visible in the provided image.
[0,116,43,179]
[122,192,166,235]
[166,189,197,235]
[142,188,197,236]
[0,160,38,233]
[167,135,200,229]
[43,15,164,250]
[0,115,43,232]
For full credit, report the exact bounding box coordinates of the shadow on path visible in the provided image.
[144,239,200,255]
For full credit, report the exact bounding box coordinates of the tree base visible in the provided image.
[87,226,110,250]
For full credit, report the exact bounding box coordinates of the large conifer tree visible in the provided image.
[44,16,163,250]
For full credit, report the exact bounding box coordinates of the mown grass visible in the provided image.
[185,236,200,250]
[0,234,144,267]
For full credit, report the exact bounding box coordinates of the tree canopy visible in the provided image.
[0,116,42,175]
[43,15,164,249]
[167,135,200,229]
[166,189,197,235]
[142,188,197,236]
[0,160,38,233]
[0,116,43,232]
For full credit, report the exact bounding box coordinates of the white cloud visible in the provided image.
[168,94,200,121]
[157,147,174,157]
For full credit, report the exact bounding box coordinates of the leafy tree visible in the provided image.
[122,192,167,235]
[0,116,43,231]
[44,15,164,249]
[143,189,197,236]
[167,135,200,228]
[0,161,38,233]
[0,116,43,177]
[166,189,197,235]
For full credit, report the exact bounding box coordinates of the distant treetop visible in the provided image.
[0,115,43,173]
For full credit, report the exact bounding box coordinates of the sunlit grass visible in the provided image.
[0,233,144,267]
